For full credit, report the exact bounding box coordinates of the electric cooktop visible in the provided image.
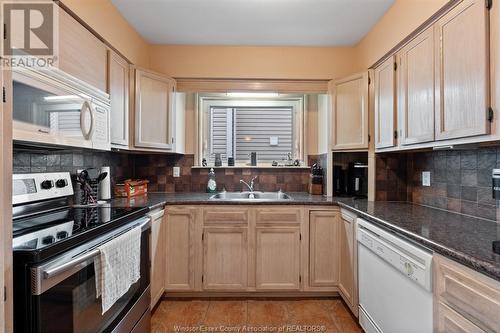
[13,205,148,262]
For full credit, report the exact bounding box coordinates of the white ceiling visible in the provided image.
[111,0,395,47]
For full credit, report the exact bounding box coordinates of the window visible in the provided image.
[199,96,304,165]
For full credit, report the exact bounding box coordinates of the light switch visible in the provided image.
[173,167,180,178]
[422,171,431,187]
[270,136,279,146]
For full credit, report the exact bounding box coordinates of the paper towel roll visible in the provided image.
[99,166,111,200]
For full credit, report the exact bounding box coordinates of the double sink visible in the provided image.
[209,191,292,201]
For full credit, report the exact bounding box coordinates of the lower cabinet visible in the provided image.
[309,210,340,289]
[164,207,197,291]
[149,209,166,308]
[202,227,248,290]
[255,227,301,290]
[158,205,355,306]
[434,254,500,333]
[338,209,358,316]
[436,302,486,333]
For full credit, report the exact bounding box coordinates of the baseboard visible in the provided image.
[161,291,341,299]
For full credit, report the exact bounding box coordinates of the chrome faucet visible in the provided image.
[240,176,258,192]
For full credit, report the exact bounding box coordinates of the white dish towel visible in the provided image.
[94,225,141,314]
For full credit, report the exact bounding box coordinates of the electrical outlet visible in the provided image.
[173,167,180,178]
[422,171,431,187]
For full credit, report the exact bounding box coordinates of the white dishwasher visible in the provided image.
[357,218,433,333]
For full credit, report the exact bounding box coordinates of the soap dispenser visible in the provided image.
[207,168,217,193]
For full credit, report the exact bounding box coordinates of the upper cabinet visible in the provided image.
[330,72,369,150]
[374,0,491,151]
[374,56,397,149]
[58,9,107,92]
[133,68,176,151]
[397,27,435,145]
[108,50,130,148]
[434,0,490,140]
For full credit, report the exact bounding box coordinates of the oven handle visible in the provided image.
[42,217,151,280]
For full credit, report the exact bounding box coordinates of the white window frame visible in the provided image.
[197,94,306,166]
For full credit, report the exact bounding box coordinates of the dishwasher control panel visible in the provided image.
[357,220,433,292]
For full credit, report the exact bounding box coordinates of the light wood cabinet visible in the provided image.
[164,207,197,291]
[374,56,397,149]
[331,72,369,150]
[308,210,339,289]
[398,27,435,145]
[149,209,165,308]
[433,254,500,333]
[338,209,358,317]
[134,68,176,151]
[58,9,107,92]
[108,50,130,147]
[436,302,486,333]
[434,0,490,141]
[202,227,248,290]
[255,227,301,290]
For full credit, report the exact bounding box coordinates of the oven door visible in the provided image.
[28,218,151,333]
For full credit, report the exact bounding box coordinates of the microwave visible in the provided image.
[13,68,111,151]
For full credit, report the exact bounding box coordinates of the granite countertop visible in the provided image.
[109,192,500,282]
[334,198,500,282]
[109,192,338,210]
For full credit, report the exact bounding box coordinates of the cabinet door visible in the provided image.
[202,227,248,290]
[164,208,196,291]
[374,56,397,149]
[309,211,339,288]
[58,9,107,92]
[255,227,301,290]
[339,211,356,313]
[435,0,490,140]
[434,254,500,333]
[331,72,369,150]
[398,27,435,145]
[436,302,486,333]
[108,51,129,147]
[150,210,165,308]
[134,69,175,150]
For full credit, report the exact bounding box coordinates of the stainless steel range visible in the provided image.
[12,172,151,333]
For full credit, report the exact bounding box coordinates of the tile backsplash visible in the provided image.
[376,147,500,221]
[13,147,321,195]
[135,154,320,193]
[13,148,135,189]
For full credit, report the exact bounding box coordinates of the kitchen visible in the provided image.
[1,0,500,333]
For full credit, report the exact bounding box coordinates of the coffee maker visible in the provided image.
[347,162,368,197]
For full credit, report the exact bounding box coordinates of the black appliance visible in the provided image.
[347,162,368,197]
[333,166,346,195]
[12,172,151,333]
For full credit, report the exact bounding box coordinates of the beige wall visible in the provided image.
[354,0,449,70]
[60,0,450,159]
[61,0,150,67]
[149,45,357,80]
[61,0,450,77]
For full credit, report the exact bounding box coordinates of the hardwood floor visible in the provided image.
[151,298,362,333]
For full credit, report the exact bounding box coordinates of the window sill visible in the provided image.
[191,165,311,170]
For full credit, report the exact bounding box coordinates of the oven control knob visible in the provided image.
[56,179,68,188]
[42,235,55,245]
[41,180,54,190]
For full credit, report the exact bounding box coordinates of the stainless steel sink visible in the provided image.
[209,191,292,201]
